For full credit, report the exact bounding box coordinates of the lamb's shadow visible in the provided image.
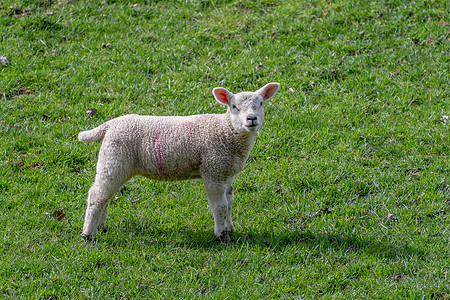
[182,229,424,261]
[104,220,424,261]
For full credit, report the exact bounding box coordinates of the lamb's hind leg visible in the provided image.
[225,185,235,233]
[82,158,132,241]
[82,181,108,241]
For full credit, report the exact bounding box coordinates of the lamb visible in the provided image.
[78,82,280,242]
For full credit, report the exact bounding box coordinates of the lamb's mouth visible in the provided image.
[244,124,258,130]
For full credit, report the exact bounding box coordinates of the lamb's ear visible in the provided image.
[212,87,234,106]
[256,82,280,101]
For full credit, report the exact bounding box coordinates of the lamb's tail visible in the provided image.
[78,123,108,142]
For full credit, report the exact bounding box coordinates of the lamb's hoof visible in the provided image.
[81,233,95,243]
[217,231,231,243]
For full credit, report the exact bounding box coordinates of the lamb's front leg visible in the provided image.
[203,179,231,242]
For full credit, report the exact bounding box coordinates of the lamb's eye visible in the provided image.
[232,104,239,110]
[260,101,263,107]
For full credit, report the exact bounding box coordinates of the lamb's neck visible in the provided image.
[222,114,257,159]
[236,130,256,155]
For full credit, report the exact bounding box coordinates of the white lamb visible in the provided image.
[78,82,280,242]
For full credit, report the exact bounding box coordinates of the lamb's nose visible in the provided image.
[247,115,257,126]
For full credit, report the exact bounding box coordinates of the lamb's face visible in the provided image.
[212,82,280,133]
[229,92,265,133]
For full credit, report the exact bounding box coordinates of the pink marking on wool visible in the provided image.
[152,130,164,171]
[181,122,194,135]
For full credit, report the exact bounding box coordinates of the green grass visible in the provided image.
[1,0,449,298]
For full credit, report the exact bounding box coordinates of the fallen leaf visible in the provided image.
[443,184,450,192]
[1,55,11,65]
[103,43,112,49]
[441,115,449,123]
[86,108,97,117]
[14,88,32,98]
[387,213,397,220]
[311,207,333,218]
[392,274,402,280]
[31,162,46,169]
[202,73,213,82]
[289,87,295,93]
[256,62,265,70]
[358,30,365,35]
[389,71,400,77]
[406,168,421,178]
[52,210,65,221]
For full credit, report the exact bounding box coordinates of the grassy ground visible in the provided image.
[1,0,449,298]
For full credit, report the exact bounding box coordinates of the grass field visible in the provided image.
[1,0,449,298]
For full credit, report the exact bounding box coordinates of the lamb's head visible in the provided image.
[212,82,280,133]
